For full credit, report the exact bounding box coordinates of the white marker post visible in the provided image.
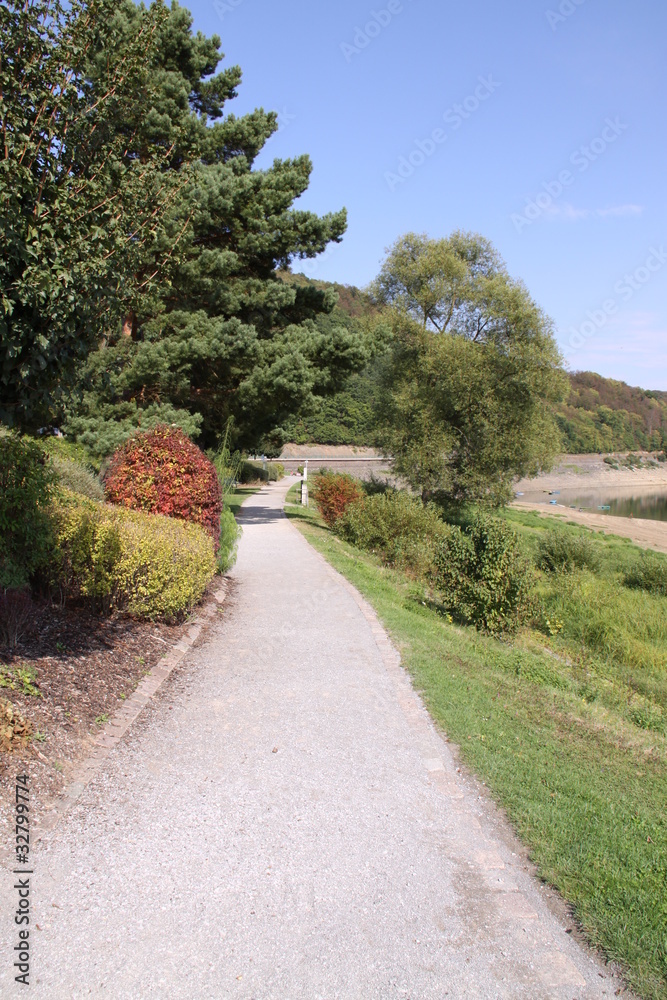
[301,460,308,506]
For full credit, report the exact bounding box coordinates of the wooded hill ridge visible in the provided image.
[281,273,667,455]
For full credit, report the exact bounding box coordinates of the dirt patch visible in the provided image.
[0,591,209,835]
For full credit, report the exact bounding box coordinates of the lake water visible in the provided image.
[517,487,667,522]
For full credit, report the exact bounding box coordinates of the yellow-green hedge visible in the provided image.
[50,489,215,619]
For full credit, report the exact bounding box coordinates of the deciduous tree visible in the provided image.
[372,232,567,505]
[0,0,189,428]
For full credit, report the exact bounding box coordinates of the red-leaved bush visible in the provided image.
[103,426,222,546]
[312,471,365,527]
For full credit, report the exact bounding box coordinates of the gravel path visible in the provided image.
[1,481,624,998]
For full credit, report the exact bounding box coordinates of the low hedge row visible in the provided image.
[237,461,285,484]
[49,490,216,620]
[328,482,533,633]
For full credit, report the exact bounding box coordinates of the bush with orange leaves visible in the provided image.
[312,471,365,527]
[103,426,222,546]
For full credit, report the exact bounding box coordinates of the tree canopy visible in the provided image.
[53,0,366,456]
[1,0,366,452]
[0,0,194,428]
[372,232,568,505]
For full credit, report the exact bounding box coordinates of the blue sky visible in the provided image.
[186,0,666,389]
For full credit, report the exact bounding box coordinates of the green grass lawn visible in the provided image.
[285,484,667,1000]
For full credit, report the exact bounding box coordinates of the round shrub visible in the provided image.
[435,514,533,634]
[49,489,216,619]
[103,425,222,545]
[312,471,365,527]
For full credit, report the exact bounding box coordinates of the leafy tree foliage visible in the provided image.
[61,1,364,456]
[1,0,189,428]
[372,232,568,505]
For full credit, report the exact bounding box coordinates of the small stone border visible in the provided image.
[37,580,229,834]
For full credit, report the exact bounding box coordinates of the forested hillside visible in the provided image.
[556,372,667,453]
[283,274,667,454]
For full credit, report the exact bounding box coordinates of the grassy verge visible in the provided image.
[285,484,667,1000]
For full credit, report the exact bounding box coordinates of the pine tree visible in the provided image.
[63,0,365,457]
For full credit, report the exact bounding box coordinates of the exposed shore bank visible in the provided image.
[515,452,667,492]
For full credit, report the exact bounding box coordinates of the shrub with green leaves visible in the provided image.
[49,490,215,619]
[536,527,600,573]
[623,553,667,596]
[40,435,99,470]
[435,515,533,633]
[312,471,365,527]
[335,490,452,579]
[0,433,55,588]
[237,460,285,484]
[238,461,268,483]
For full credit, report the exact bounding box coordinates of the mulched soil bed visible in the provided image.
[0,594,198,838]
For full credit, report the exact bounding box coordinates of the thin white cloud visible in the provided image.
[544,202,591,220]
[544,202,644,222]
[595,204,644,218]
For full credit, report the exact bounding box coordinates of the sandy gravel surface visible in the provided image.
[0,482,625,999]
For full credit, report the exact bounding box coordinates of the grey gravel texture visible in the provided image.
[0,480,625,998]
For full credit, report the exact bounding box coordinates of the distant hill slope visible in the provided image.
[282,273,667,454]
[556,372,667,453]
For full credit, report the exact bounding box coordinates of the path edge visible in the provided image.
[36,579,230,835]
